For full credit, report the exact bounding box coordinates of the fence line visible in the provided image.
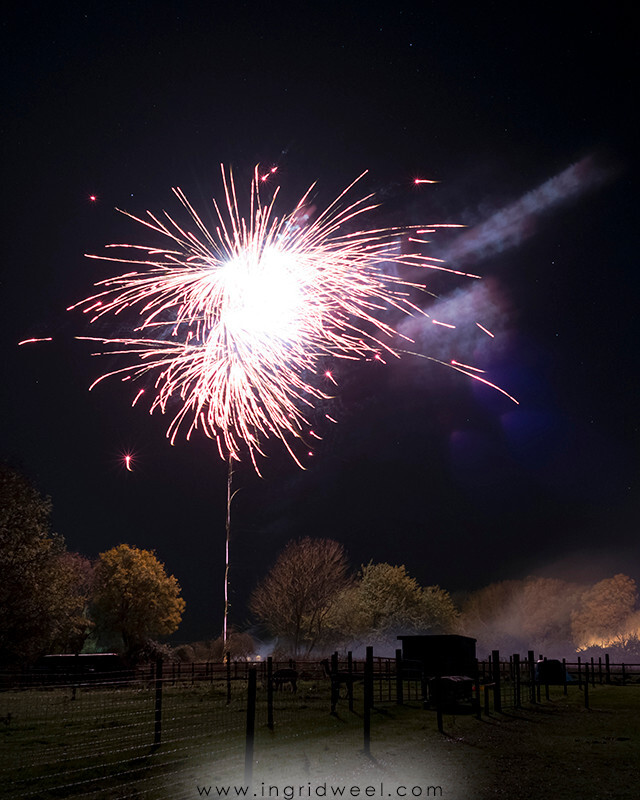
[2,650,640,798]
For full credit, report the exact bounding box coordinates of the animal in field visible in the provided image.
[320,658,363,711]
[320,659,360,687]
[272,668,298,693]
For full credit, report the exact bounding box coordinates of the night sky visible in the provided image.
[3,3,637,644]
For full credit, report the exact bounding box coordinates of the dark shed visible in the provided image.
[398,634,477,677]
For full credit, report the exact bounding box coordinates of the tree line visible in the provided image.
[2,463,638,666]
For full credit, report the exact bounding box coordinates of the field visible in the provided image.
[1,674,639,799]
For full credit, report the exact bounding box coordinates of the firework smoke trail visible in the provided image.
[71,165,472,471]
[440,156,610,265]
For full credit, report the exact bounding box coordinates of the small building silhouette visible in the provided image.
[398,634,477,677]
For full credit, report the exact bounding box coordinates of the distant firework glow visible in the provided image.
[71,165,484,471]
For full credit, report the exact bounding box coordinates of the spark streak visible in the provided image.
[18,337,53,345]
[475,322,495,338]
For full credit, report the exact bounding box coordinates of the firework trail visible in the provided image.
[72,166,476,470]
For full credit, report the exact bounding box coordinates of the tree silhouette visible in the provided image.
[250,537,350,655]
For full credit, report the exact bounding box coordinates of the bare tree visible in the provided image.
[250,538,350,655]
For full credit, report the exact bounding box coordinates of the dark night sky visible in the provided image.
[2,3,637,643]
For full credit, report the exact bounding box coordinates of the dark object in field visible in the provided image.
[427,675,474,708]
[535,659,573,684]
[399,635,478,712]
[32,653,131,684]
[398,634,477,677]
[272,668,298,692]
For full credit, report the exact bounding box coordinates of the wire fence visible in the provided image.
[2,649,639,799]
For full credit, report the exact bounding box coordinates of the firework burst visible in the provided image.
[71,166,470,470]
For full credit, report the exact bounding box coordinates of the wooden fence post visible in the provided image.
[474,659,481,719]
[244,668,257,786]
[513,654,521,707]
[562,658,568,696]
[605,653,611,684]
[226,652,232,705]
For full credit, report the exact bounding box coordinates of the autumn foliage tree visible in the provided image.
[91,544,185,659]
[250,537,351,655]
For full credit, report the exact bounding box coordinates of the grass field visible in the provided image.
[1,679,639,799]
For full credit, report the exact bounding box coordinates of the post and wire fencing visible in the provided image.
[2,650,639,798]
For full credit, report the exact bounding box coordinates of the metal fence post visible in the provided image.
[492,650,501,713]
[154,658,163,748]
[395,649,403,706]
[528,651,536,704]
[584,662,589,709]
[244,667,257,786]
[267,656,274,730]
[330,652,339,714]
[544,657,550,701]
[364,646,373,755]
[347,652,354,712]
[577,657,582,689]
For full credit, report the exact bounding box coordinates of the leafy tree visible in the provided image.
[49,551,96,653]
[91,544,185,659]
[250,537,350,655]
[571,574,638,649]
[0,465,86,665]
[329,562,458,643]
